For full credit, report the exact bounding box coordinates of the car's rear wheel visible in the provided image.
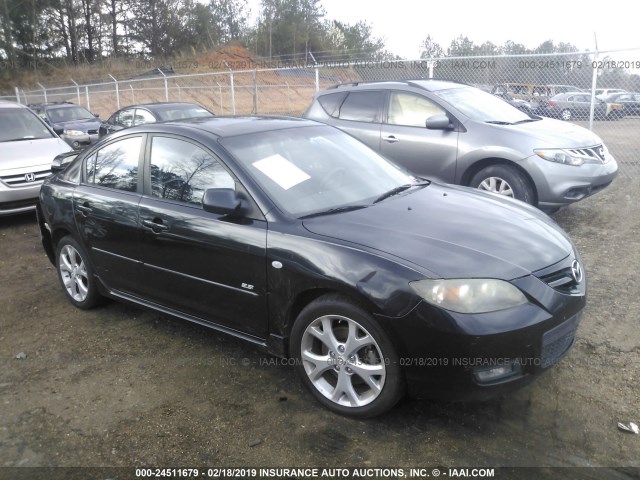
[290,294,404,418]
[561,109,572,121]
[56,236,101,309]
[470,164,535,205]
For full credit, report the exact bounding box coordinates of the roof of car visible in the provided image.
[0,101,30,109]
[117,102,208,111]
[129,115,321,138]
[326,79,467,92]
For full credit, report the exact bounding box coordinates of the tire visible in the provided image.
[470,164,535,205]
[56,236,101,309]
[290,294,404,418]
[561,109,572,121]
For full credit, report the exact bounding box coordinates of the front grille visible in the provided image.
[566,144,610,164]
[538,267,580,294]
[87,129,98,135]
[541,315,579,368]
[0,170,50,187]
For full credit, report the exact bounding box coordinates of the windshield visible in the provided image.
[0,108,55,141]
[221,125,415,217]
[46,106,95,122]
[435,87,534,124]
[155,105,214,121]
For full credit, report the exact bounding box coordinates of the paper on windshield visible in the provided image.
[252,154,310,190]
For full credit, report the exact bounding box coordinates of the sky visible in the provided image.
[245,0,640,59]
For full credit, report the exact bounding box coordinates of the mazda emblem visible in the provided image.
[571,260,583,283]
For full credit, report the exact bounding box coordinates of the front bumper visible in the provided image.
[380,261,586,401]
[61,133,99,150]
[0,181,43,216]
[522,154,618,209]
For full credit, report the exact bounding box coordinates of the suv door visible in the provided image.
[325,90,385,152]
[137,134,268,337]
[73,134,144,293]
[379,91,459,183]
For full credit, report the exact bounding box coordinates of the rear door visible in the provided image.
[73,134,144,294]
[136,134,269,338]
[330,90,385,152]
[379,91,459,183]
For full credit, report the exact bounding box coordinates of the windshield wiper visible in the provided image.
[485,120,514,125]
[373,180,430,204]
[513,118,539,124]
[299,204,369,219]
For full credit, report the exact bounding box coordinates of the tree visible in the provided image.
[420,34,444,59]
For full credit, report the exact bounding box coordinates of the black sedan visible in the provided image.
[599,92,640,116]
[29,102,104,149]
[37,117,586,417]
[99,102,214,137]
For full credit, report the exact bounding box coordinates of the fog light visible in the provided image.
[474,360,521,384]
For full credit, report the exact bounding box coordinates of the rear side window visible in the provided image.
[338,91,384,123]
[317,92,347,117]
[85,136,142,192]
[149,136,234,207]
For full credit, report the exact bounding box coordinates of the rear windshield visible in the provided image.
[0,108,55,142]
[154,105,214,121]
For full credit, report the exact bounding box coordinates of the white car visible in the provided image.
[0,101,71,216]
[595,88,626,98]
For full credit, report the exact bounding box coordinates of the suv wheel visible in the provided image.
[471,164,535,205]
[290,294,404,418]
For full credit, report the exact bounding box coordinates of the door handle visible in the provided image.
[142,219,169,233]
[76,203,92,216]
[383,135,400,143]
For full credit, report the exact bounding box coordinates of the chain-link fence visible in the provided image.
[4,49,639,177]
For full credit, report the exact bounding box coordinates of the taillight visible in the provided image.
[547,101,556,107]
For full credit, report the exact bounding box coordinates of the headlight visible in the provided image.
[64,129,85,136]
[410,278,528,314]
[534,148,585,166]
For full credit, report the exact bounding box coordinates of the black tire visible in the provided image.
[290,294,404,418]
[56,236,101,309]
[561,109,572,121]
[470,164,535,205]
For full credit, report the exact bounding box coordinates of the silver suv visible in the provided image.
[0,101,71,216]
[304,80,618,210]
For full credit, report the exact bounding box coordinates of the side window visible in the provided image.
[338,91,383,122]
[317,92,348,117]
[149,136,234,207]
[115,109,135,127]
[134,109,156,125]
[85,136,141,192]
[387,92,445,127]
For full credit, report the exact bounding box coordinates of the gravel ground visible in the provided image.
[1,178,639,480]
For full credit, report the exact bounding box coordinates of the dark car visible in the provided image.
[541,93,624,121]
[99,102,214,137]
[599,92,640,116]
[493,91,536,114]
[37,116,586,417]
[29,102,104,149]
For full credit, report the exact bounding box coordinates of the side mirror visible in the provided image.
[53,125,64,135]
[426,114,453,130]
[93,113,100,118]
[51,151,79,173]
[202,188,243,216]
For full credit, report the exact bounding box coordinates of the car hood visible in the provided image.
[302,184,573,280]
[507,117,603,147]
[51,118,103,131]
[0,138,71,172]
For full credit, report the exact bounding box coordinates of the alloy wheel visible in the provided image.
[477,176,514,197]
[59,244,89,302]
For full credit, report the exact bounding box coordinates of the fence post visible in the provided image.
[215,81,223,114]
[176,82,181,101]
[129,84,135,104]
[253,69,258,114]
[157,68,168,102]
[85,85,91,111]
[70,78,81,105]
[108,74,120,110]
[315,67,319,92]
[14,86,20,104]
[588,51,598,131]
[37,82,47,103]
[224,62,236,115]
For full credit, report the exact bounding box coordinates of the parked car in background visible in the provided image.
[37,116,587,417]
[493,92,536,114]
[541,92,624,120]
[99,102,214,137]
[0,101,71,216]
[595,88,626,97]
[29,102,104,149]
[598,92,640,116]
[304,80,618,211]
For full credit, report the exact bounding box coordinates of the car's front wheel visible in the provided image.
[470,164,535,205]
[561,109,572,121]
[56,236,101,309]
[290,295,404,418]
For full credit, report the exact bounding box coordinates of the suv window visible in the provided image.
[112,109,135,127]
[134,109,156,125]
[85,136,142,191]
[149,136,234,206]
[338,91,383,122]
[318,92,348,117]
[387,92,445,127]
